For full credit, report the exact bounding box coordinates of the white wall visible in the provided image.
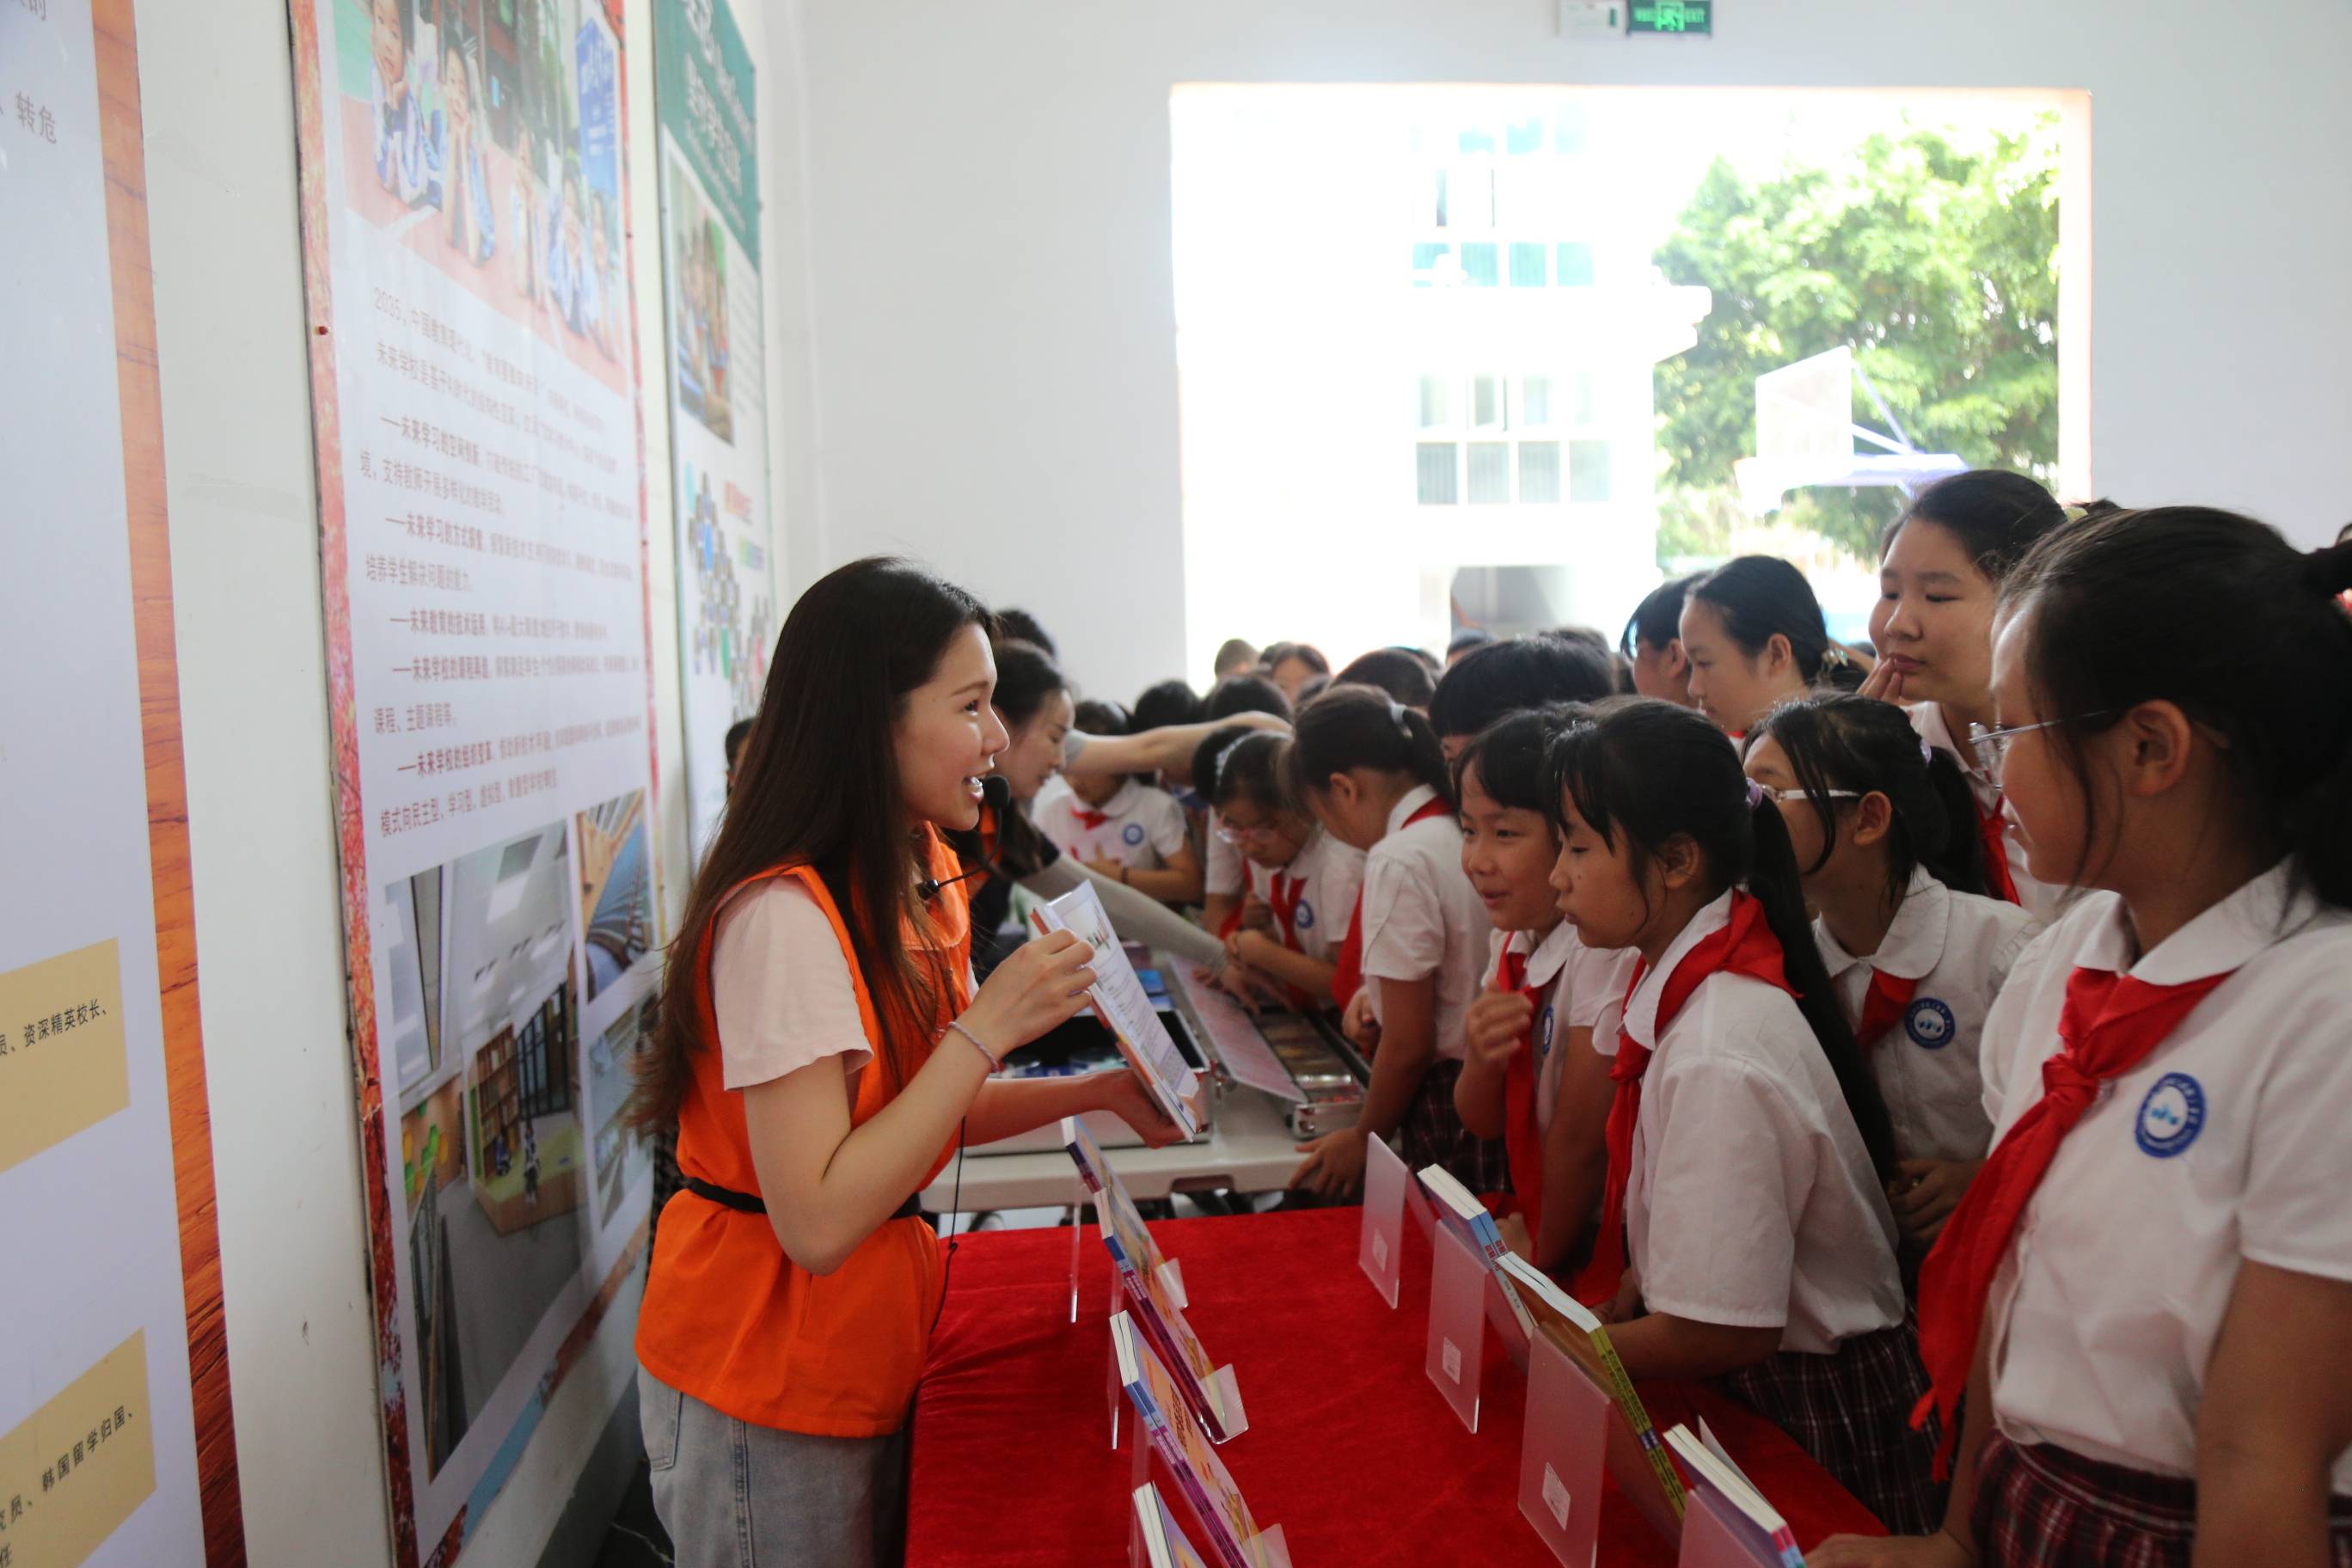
[790,0,2352,700]
[139,0,811,1561]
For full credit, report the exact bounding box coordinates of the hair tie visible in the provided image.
[1211,738,1235,791]
[1920,736,1934,766]
[1388,699,1410,732]
[1744,777,1767,811]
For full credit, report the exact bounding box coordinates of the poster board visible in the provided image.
[0,0,245,1559]
[655,0,772,848]
[285,0,662,1559]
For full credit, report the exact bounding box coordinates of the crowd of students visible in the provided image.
[630,473,2352,1568]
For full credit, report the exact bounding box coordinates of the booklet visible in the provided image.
[1113,1313,1280,1568]
[1496,1250,1689,1528]
[1664,1424,1804,1567]
[1133,1482,1217,1568]
[1063,1116,1177,1283]
[1032,884,1204,1138]
[1167,962,1308,1104]
[1415,1164,1537,1339]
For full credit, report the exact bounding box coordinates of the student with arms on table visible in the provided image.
[630,557,1179,1568]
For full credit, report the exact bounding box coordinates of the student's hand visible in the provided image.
[1497,1209,1534,1263]
[1093,1071,1187,1149]
[1230,928,1283,970]
[1857,656,1907,705]
[1082,855,1125,883]
[1238,893,1274,934]
[1890,1158,1978,1243]
[1592,1266,1644,1326]
[960,929,1096,1053]
[1289,1126,1368,1198]
[1809,1528,1977,1568]
[1341,988,1381,1052]
[1463,989,1534,1075]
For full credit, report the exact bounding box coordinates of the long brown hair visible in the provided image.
[629,557,988,1129]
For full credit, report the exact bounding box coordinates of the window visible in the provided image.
[1460,242,1498,287]
[1569,440,1612,502]
[1418,375,1452,428]
[1470,374,1505,431]
[1571,369,1597,426]
[1519,376,1554,428]
[1517,442,1562,503]
[1509,242,1547,288]
[1505,118,1546,156]
[1467,443,1512,504]
[1417,444,1460,505]
[1554,242,1596,286]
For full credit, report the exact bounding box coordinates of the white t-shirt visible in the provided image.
[1204,810,1246,898]
[1488,922,1637,1130]
[1978,861,2352,1486]
[1358,785,1496,1064]
[707,878,870,1090]
[1241,826,1365,964]
[1816,867,2042,1166]
[1032,779,1188,869]
[1909,701,2061,923]
[1613,891,1906,1353]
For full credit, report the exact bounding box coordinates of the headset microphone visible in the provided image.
[917,775,1013,900]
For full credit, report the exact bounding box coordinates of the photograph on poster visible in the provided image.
[575,790,652,1003]
[389,821,588,1479]
[343,0,628,385]
[667,152,733,440]
[680,460,772,720]
[584,992,655,1223]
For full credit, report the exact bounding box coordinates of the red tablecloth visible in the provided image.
[908,1207,1883,1566]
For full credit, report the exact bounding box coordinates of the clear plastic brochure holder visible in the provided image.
[1358,1131,1408,1308]
[1424,1217,1497,1432]
[1516,1329,1614,1565]
[1104,1246,1234,1450]
[1676,1485,1790,1568]
[1114,1322,1289,1568]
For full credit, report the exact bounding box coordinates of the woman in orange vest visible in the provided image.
[631,556,1180,1568]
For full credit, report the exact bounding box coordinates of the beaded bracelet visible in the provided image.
[944,1018,1001,1072]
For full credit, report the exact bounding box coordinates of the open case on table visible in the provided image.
[1161,958,1369,1139]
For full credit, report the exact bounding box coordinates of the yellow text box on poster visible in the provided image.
[0,1331,156,1566]
[0,940,129,1175]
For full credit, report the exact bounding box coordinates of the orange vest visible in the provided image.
[634,827,971,1436]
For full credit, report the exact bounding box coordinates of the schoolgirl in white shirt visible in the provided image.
[1547,700,1939,1534]
[1858,470,2079,923]
[1744,694,2041,1249]
[1196,731,1364,1010]
[1188,677,1295,935]
[1816,509,2352,1568]
[1449,707,1633,1272]
[1678,555,1865,739]
[1286,684,1500,1199]
[1032,699,1200,904]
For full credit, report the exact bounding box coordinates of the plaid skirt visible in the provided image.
[1397,1057,1510,1195]
[1717,1318,1945,1535]
[1973,1431,2352,1568]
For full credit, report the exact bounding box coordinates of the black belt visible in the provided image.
[683,1175,922,1222]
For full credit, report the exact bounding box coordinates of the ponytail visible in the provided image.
[1289,683,1453,807]
[1750,695,1990,900]
[1547,701,1898,1181]
[2006,513,2352,909]
[1745,787,1899,1183]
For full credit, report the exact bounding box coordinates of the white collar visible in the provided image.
[1510,919,1583,989]
[1908,701,1992,793]
[1082,779,1140,818]
[1816,866,1948,983]
[1385,783,1441,837]
[2081,859,2315,983]
[1621,889,1736,1051]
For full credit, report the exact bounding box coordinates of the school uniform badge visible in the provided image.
[2135,1073,2205,1158]
[1903,996,1956,1050]
[1122,823,1145,846]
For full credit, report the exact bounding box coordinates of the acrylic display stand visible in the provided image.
[1675,1484,1786,1568]
[1424,1218,1494,1432]
[1516,1330,1614,1565]
[1358,1132,1408,1308]
[1118,1359,1289,1568]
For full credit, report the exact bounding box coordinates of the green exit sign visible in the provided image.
[1630,0,1712,33]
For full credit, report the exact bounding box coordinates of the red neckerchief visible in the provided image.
[1267,872,1306,951]
[1571,891,1794,1305]
[1072,806,1111,832]
[1911,963,2233,1472]
[1332,795,1454,1010]
[1495,943,1546,1239]
[1978,795,2021,906]
[1858,967,1920,1050]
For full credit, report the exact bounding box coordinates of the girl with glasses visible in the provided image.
[1200,730,1364,1012]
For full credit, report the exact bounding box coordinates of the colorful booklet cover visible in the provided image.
[1416,1164,1538,1339]
[1497,1249,1690,1526]
[1665,1424,1805,1567]
[1113,1313,1279,1568]
[1133,1482,1217,1568]
[1032,884,1204,1138]
[1064,1118,1240,1441]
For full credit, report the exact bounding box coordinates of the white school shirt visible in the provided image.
[1908,701,2060,923]
[1204,810,1246,899]
[1488,922,1638,1130]
[1032,779,1188,870]
[1242,827,1364,965]
[1816,867,2041,1167]
[1976,861,2352,1487]
[1612,891,1906,1353]
[1357,785,1491,1063]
